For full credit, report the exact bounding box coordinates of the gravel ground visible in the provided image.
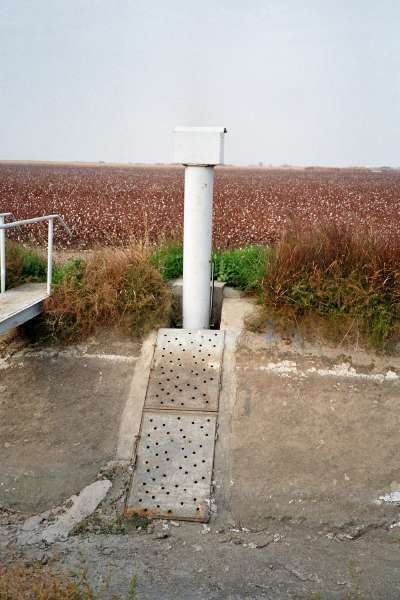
[2,510,400,599]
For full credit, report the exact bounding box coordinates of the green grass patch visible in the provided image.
[214,245,271,291]
[5,240,47,288]
[151,241,183,280]
[152,241,271,292]
[52,258,85,287]
[5,240,85,290]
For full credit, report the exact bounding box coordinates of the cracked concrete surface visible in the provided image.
[2,311,400,598]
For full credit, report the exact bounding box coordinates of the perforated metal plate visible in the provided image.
[145,329,224,412]
[127,411,217,521]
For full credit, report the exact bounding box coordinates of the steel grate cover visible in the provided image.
[127,411,217,521]
[145,329,224,412]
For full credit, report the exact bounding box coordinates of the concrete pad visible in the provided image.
[225,331,400,528]
[0,335,141,513]
[222,286,247,298]
[220,296,257,332]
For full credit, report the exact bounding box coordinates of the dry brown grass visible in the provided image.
[0,562,95,600]
[41,241,173,342]
[255,221,400,351]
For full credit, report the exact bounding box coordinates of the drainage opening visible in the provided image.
[170,280,224,329]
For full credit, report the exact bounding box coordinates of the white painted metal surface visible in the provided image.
[174,127,227,329]
[0,214,5,295]
[0,282,48,335]
[182,166,214,328]
[0,214,70,297]
[174,126,226,166]
[0,213,17,294]
[0,282,48,320]
[0,213,70,334]
[47,217,54,295]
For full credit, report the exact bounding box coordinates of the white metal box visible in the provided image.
[174,126,227,166]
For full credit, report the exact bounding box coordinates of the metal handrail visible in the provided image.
[0,214,71,296]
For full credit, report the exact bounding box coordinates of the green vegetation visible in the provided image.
[5,226,400,351]
[127,575,138,600]
[214,245,271,291]
[52,258,85,287]
[125,512,151,530]
[5,240,47,288]
[5,240,83,289]
[5,239,270,298]
[151,241,183,280]
[152,241,270,292]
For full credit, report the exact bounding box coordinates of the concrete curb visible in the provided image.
[116,331,157,462]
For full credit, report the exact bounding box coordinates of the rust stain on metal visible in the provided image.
[125,505,209,522]
[126,410,217,522]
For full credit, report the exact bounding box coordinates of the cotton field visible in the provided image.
[0,163,399,249]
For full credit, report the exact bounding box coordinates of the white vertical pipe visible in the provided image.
[0,215,5,294]
[182,165,214,329]
[47,217,54,296]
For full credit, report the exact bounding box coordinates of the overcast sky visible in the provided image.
[1,0,399,166]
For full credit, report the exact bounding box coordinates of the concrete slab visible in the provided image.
[216,329,400,528]
[18,479,112,545]
[220,296,257,331]
[3,292,400,536]
[116,332,156,461]
[0,334,141,513]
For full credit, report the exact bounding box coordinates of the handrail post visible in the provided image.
[0,215,5,294]
[47,217,54,296]
[0,213,69,297]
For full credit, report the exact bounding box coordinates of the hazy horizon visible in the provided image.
[1,1,399,167]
